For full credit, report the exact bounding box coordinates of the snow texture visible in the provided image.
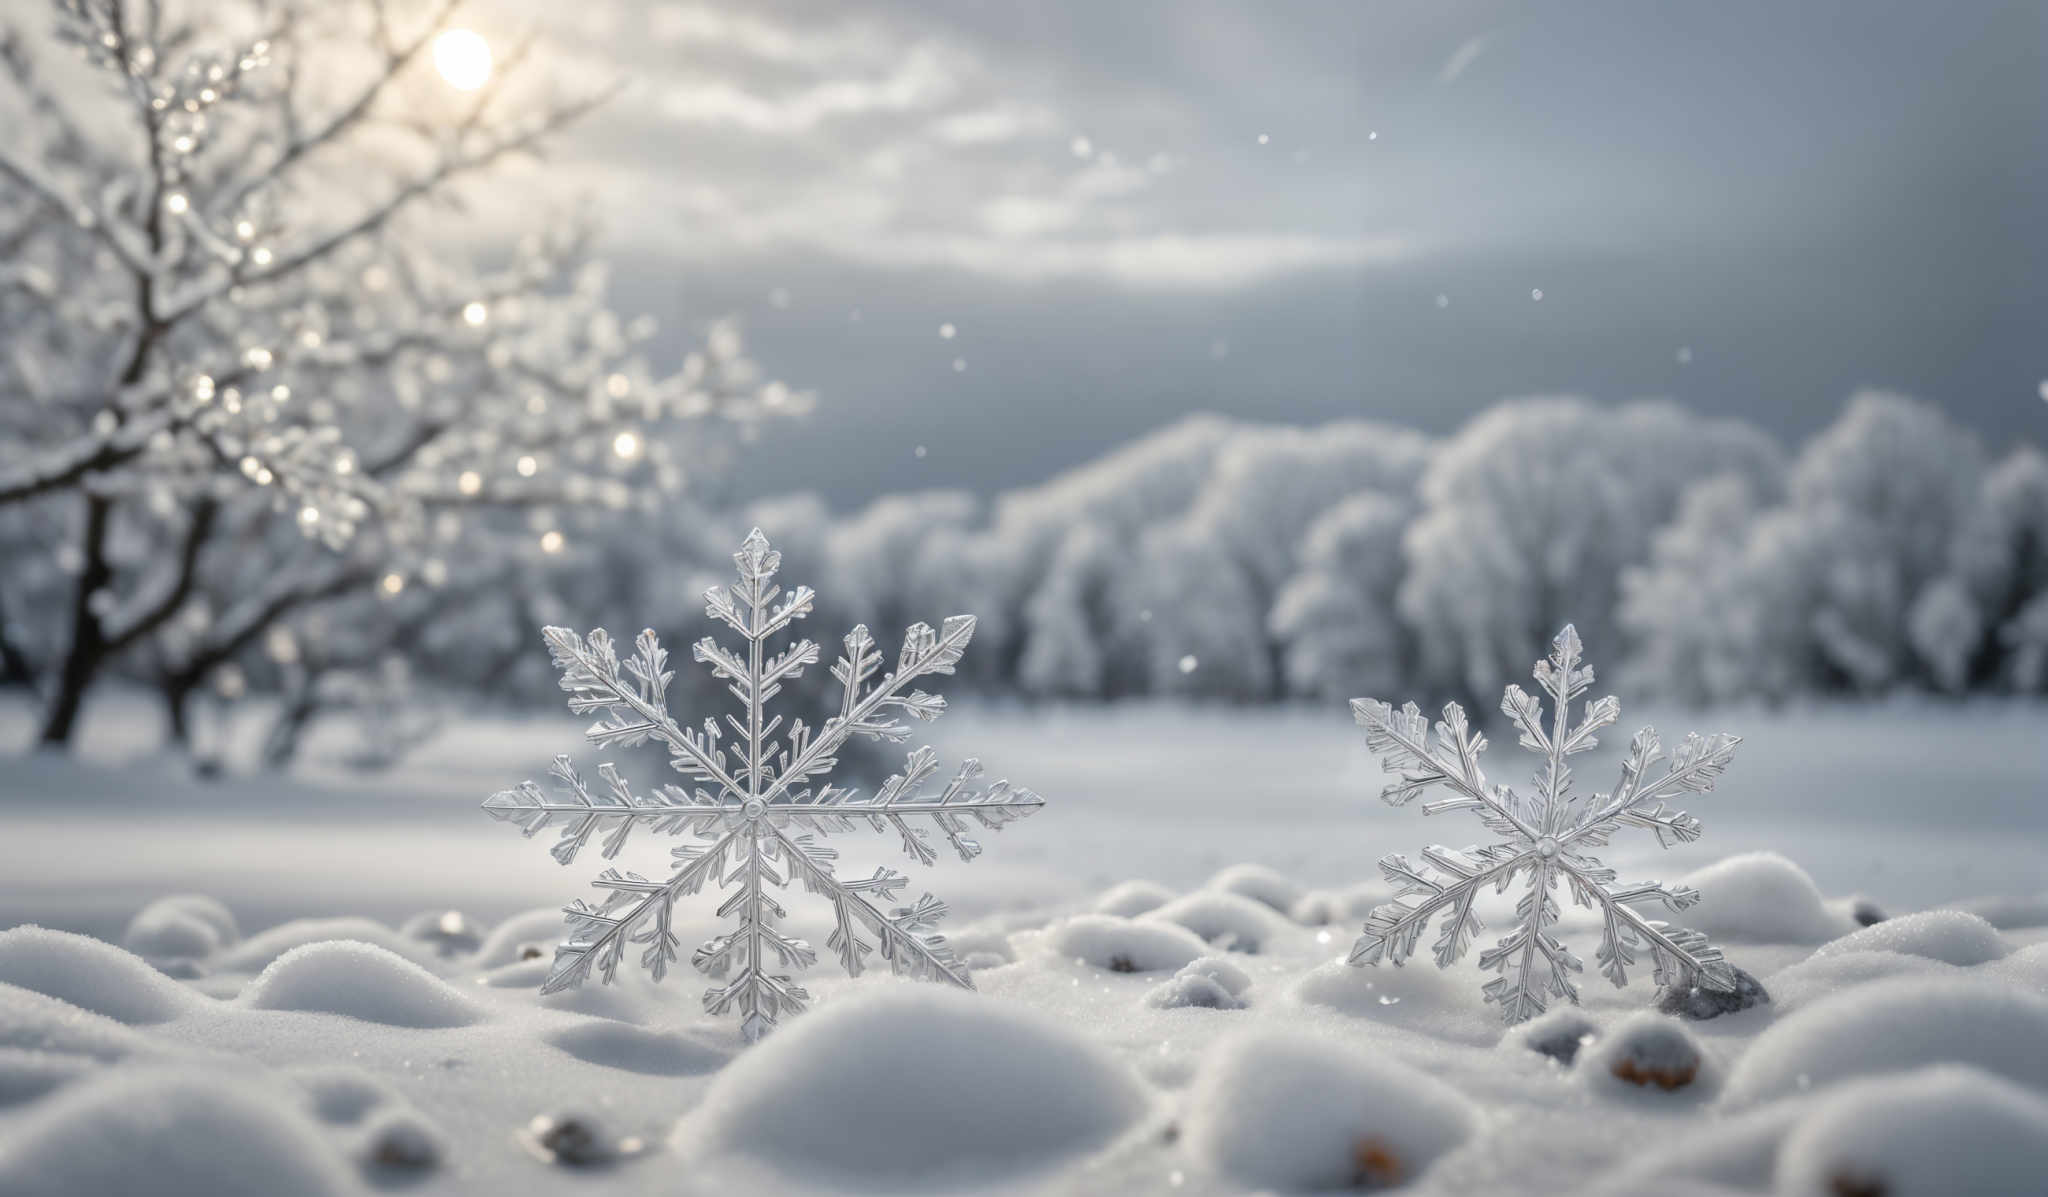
[1143,891,1289,953]
[0,926,196,1024]
[1675,852,1850,943]
[0,1070,358,1197]
[1350,624,1743,1022]
[1183,1029,1477,1191]
[485,530,1042,1039]
[239,942,485,1027]
[1808,908,2012,966]
[1038,913,1211,973]
[1093,879,1176,917]
[122,895,240,960]
[673,984,1146,1187]
[1203,863,1304,913]
[1720,976,2048,1106]
[1774,1067,2048,1197]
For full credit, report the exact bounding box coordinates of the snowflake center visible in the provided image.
[740,797,768,823]
[1535,836,1560,859]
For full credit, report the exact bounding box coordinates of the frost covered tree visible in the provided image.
[1125,521,1271,698]
[0,1,802,749]
[1160,423,1430,697]
[1790,392,1984,691]
[1623,393,2007,699]
[1920,446,2048,691]
[1399,399,1783,701]
[1269,492,1413,699]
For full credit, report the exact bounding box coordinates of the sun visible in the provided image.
[431,28,493,92]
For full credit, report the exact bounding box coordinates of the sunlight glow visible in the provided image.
[432,29,493,92]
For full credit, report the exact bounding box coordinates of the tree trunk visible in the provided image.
[38,493,114,746]
[160,673,197,749]
[260,682,321,771]
[0,591,34,687]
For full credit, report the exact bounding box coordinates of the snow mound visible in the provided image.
[1578,1012,1716,1097]
[1767,950,1959,1013]
[546,1021,728,1076]
[1146,956,1253,1011]
[1143,891,1289,953]
[122,895,240,960]
[398,908,484,957]
[0,1069,357,1197]
[355,1105,446,1177]
[1290,959,1493,1043]
[1504,1007,1602,1066]
[0,984,148,1062]
[1954,892,2048,930]
[241,942,485,1027]
[1093,880,1176,918]
[1809,909,2011,967]
[0,927,196,1024]
[0,1049,95,1108]
[1721,977,2048,1106]
[1677,853,1849,943]
[1776,1067,2048,1197]
[472,906,571,967]
[1183,1029,1476,1191]
[1039,914,1210,973]
[1288,884,1384,926]
[674,985,1147,1187]
[1204,863,1303,913]
[1989,942,2048,989]
[215,916,440,973]
[291,1065,398,1123]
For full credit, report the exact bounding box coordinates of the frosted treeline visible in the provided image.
[676,392,2037,711]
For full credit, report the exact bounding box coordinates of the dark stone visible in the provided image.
[522,1114,631,1168]
[1655,966,1770,1021]
[1851,898,1888,927]
[1515,1009,1600,1065]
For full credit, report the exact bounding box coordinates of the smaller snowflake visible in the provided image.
[484,529,1043,1040]
[1348,625,1742,1024]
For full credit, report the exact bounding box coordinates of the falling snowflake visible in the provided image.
[1347,625,1741,1024]
[485,529,1044,1040]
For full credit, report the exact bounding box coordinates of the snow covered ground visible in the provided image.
[1,694,2044,1194]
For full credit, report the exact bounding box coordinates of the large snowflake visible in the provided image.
[1347,625,1741,1024]
[485,529,1043,1040]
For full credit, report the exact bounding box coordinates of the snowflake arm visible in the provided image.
[1348,624,1743,1024]
[485,528,1041,1041]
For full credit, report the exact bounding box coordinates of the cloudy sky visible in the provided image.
[491,0,2044,505]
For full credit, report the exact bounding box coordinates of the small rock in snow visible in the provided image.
[1184,1029,1476,1191]
[521,1112,643,1169]
[1851,897,1888,927]
[1655,965,1770,1021]
[1506,1007,1601,1066]
[359,1106,444,1175]
[1580,1013,1712,1094]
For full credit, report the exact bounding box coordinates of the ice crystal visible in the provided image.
[1347,625,1741,1024]
[485,529,1043,1040]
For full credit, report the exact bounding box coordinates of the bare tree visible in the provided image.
[0,0,806,749]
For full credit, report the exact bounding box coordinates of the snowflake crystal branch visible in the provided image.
[1347,624,1741,1024]
[485,528,1043,1040]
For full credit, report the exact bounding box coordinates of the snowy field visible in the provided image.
[1,695,2045,1194]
